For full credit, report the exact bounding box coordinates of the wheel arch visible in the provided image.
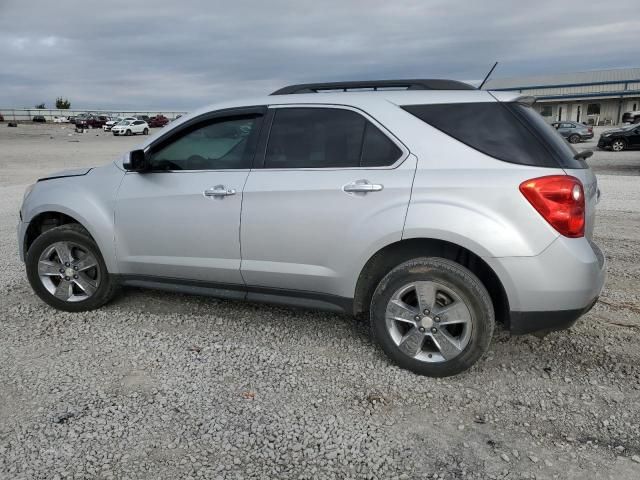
[353,237,510,325]
[24,211,93,256]
[23,205,117,273]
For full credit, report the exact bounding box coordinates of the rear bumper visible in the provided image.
[509,297,598,335]
[490,238,606,334]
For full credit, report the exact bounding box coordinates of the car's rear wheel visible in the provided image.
[26,224,116,312]
[370,257,494,377]
[568,134,581,144]
[612,139,626,152]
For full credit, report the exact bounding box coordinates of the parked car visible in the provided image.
[111,119,149,136]
[148,115,169,128]
[597,123,640,151]
[103,117,136,132]
[53,116,70,123]
[17,79,605,377]
[551,121,593,143]
[621,111,640,124]
[32,115,46,123]
[70,114,90,126]
[0,114,4,122]
[135,115,151,123]
[76,115,110,130]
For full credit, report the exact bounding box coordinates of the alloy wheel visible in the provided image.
[612,140,625,152]
[37,241,100,302]
[385,281,472,363]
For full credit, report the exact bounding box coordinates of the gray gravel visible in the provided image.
[1,124,639,479]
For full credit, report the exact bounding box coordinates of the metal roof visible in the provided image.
[484,67,640,90]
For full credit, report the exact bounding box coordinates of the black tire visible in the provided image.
[370,257,494,377]
[143,128,149,135]
[568,134,581,144]
[25,224,117,312]
[126,129,132,136]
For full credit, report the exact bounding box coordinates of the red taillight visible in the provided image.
[588,127,593,133]
[519,175,585,238]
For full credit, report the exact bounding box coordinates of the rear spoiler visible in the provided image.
[487,91,536,106]
[514,95,536,106]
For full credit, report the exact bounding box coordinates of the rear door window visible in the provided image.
[402,102,586,169]
[264,107,402,169]
[265,108,364,168]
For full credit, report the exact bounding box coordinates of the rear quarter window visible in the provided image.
[402,102,587,169]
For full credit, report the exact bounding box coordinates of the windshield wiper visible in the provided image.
[574,149,593,160]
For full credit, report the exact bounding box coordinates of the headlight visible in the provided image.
[23,183,36,201]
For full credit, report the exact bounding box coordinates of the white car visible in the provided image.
[111,119,149,136]
[53,116,70,123]
[103,116,136,132]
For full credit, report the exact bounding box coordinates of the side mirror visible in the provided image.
[123,149,149,172]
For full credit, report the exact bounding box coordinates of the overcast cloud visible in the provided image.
[1,0,639,110]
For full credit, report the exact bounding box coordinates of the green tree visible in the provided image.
[35,102,46,109]
[56,97,71,109]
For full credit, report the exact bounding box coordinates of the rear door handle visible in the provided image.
[343,180,384,194]
[203,185,236,197]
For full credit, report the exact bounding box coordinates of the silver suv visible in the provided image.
[18,79,605,377]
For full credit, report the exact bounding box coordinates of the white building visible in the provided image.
[484,67,640,125]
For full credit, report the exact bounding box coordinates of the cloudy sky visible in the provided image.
[1,0,639,111]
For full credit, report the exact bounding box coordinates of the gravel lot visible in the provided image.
[1,123,639,479]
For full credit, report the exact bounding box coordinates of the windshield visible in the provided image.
[117,121,131,126]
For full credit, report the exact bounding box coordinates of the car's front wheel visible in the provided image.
[125,129,132,136]
[370,257,494,377]
[612,139,626,152]
[568,134,581,144]
[143,128,149,135]
[25,224,116,312]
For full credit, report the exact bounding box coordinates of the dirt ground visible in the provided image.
[1,123,639,479]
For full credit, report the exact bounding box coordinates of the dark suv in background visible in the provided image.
[622,111,640,124]
[551,121,593,143]
[75,115,110,129]
[598,123,640,151]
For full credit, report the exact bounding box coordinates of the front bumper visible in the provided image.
[17,218,28,261]
[597,136,613,149]
[491,238,606,334]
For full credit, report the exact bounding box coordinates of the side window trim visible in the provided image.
[144,106,267,172]
[253,103,409,170]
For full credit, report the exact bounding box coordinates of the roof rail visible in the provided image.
[270,79,475,95]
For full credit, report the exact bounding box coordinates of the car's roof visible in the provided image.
[187,89,523,119]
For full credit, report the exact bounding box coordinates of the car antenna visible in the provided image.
[478,62,499,90]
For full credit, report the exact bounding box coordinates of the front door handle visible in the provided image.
[203,185,236,197]
[343,180,384,194]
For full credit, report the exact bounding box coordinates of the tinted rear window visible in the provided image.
[402,102,586,169]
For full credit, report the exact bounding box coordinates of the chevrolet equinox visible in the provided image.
[18,79,606,377]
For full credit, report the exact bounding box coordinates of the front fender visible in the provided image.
[21,163,125,272]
